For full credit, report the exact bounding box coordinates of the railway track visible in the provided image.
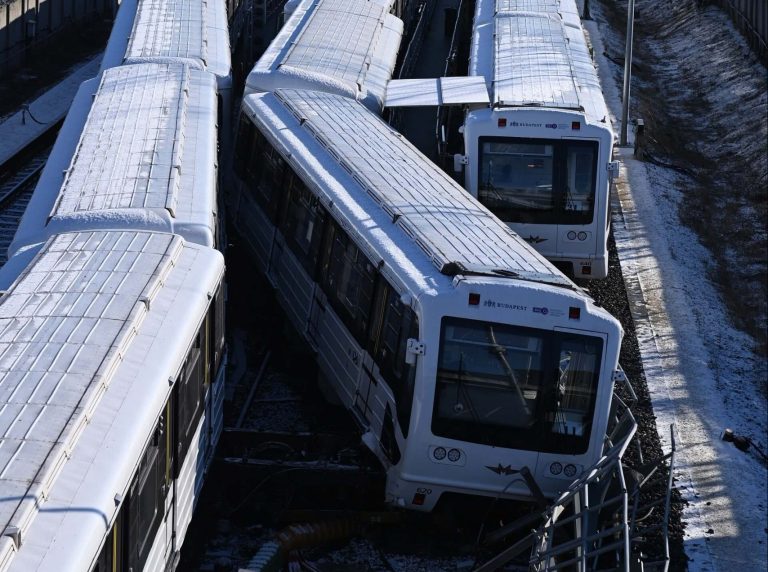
[0,119,61,266]
[0,150,49,266]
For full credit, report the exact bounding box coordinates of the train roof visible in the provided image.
[245,0,403,112]
[243,90,575,291]
[470,0,609,124]
[100,0,231,83]
[0,230,223,569]
[9,63,220,257]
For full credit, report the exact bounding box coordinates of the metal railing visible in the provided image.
[528,419,675,572]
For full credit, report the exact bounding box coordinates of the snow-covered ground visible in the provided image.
[584,2,768,570]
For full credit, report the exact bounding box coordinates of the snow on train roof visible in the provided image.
[101,0,231,80]
[245,0,403,112]
[257,90,573,288]
[472,0,608,123]
[45,64,218,246]
[0,231,184,559]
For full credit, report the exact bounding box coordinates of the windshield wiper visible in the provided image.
[487,326,532,416]
[454,353,481,423]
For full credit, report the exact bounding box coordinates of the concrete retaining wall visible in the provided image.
[0,0,118,77]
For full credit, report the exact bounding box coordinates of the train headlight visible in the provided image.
[549,462,563,475]
[447,448,461,462]
[564,464,578,478]
[433,447,447,460]
[577,232,588,241]
[567,231,577,240]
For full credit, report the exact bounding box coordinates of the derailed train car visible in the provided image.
[229,88,624,512]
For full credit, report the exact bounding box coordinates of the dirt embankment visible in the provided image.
[596,0,768,359]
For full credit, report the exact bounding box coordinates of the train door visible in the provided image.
[535,328,608,484]
[557,137,602,261]
[352,353,381,432]
[361,278,412,467]
[357,353,401,468]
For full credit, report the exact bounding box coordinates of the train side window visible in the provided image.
[322,221,376,343]
[126,410,168,571]
[252,139,288,222]
[233,116,256,181]
[246,129,267,187]
[175,330,203,475]
[282,178,327,277]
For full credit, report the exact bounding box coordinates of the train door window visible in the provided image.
[91,502,126,572]
[372,286,418,436]
[563,143,597,216]
[216,94,223,145]
[551,335,601,439]
[393,307,418,435]
[209,283,226,382]
[127,410,168,571]
[321,221,376,343]
[380,404,402,464]
[175,330,203,474]
[366,278,390,357]
[282,178,327,276]
[201,317,211,387]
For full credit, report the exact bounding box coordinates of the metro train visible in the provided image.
[228,88,625,512]
[440,0,618,279]
[0,0,231,568]
[243,0,407,113]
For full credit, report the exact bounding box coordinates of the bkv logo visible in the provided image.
[486,464,519,476]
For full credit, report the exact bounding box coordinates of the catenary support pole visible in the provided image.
[620,0,635,146]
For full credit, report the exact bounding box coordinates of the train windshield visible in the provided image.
[432,317,603,454]
[477,137,598,225]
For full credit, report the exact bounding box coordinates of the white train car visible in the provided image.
[229,89,624,511]
[8,63,222,260]
[244,0,404,112]
[0,230,226,571]
[454,0,617,279]
[99,0,233,127]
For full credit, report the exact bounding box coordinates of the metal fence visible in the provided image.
[711,0,767,64]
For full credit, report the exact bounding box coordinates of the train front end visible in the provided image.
[460,107,616,280]
[386,276,623,511]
